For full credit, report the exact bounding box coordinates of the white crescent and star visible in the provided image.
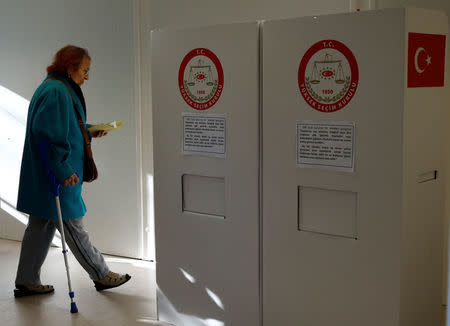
[414,47,432,74]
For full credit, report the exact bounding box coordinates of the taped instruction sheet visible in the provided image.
[182,113,226,158]
[297,120,355,172]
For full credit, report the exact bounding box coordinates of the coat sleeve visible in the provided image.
[31,87,75,183]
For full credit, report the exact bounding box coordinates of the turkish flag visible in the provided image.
[408,32,446,87]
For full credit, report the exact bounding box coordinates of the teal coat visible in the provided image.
[17,74,91,220]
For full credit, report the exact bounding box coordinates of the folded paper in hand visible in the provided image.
[88,121,124,132]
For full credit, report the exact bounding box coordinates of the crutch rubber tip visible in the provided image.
[70,302,78,313]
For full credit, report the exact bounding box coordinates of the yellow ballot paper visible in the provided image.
[88,121,124,132]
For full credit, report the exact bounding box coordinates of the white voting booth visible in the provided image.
[152,8,448,326]
[151,23,260,326]
[262,8,448,326]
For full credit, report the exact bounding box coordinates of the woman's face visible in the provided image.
[69,56,91,86]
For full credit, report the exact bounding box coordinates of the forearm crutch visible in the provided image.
[38,141,78,313]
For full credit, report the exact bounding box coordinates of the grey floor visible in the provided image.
[1,238,448,326]
[0,238,172,326]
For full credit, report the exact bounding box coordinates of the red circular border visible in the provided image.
[298,40,359,113]
[178,48,224,110]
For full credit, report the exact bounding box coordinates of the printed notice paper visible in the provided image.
[182,113,226,158]
[297,120,355,172]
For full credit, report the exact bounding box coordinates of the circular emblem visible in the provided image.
[178,48,224,110]
[298,40,359,113]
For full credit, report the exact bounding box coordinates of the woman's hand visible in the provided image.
[91,130,108,138]
[63,173,79,186]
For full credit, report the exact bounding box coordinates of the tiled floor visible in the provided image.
[0,238,172,326]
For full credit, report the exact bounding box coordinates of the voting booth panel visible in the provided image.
[262,8,447,326]
[151,23,260,326]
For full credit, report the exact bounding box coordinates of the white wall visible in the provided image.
[0,0,143,259]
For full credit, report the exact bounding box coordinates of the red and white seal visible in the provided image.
[298,40,359,113]
[178,48,224,110]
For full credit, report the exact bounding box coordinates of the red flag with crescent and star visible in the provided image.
[408,32,446,87]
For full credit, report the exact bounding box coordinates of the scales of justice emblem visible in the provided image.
[298,40,359,113]
[178,48,224,110]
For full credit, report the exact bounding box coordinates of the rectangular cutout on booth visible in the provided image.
[182,174,226,219]
[298,186,357,239]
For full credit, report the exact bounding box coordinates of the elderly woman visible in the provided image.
[14,45,130,297]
